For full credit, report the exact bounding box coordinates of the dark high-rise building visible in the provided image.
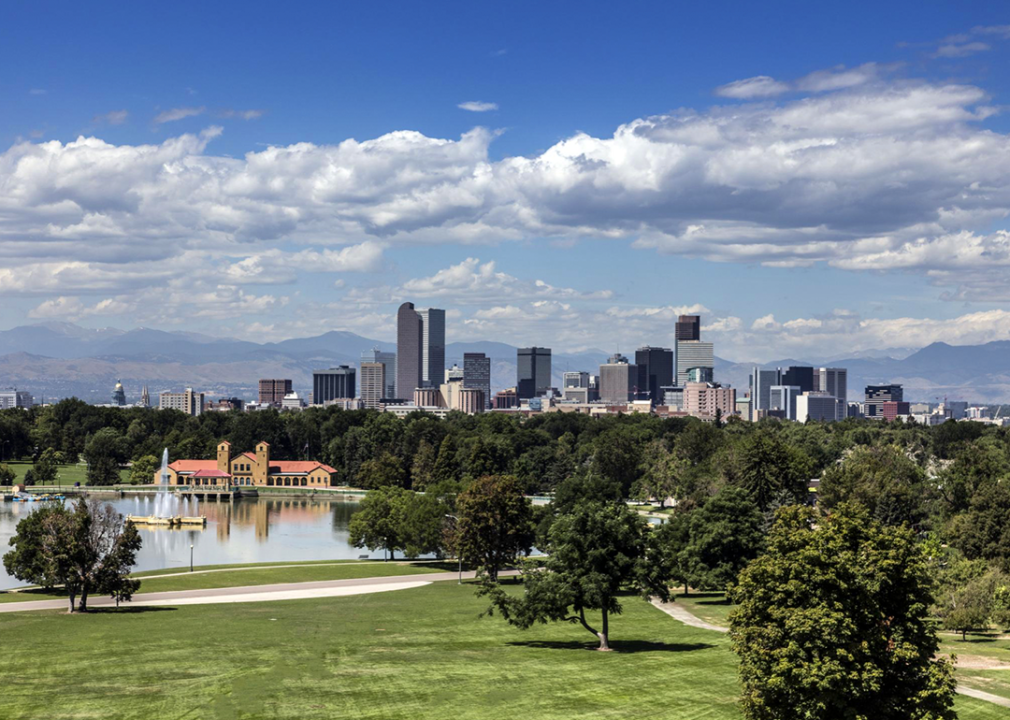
[600,354,638,403]
[259,378,292,405]
[396,302,423,400]
[463,352,491,409]
[782,366,815,393]
[517,347,552,399]
[865,384,903,418]
[418,308,446,388]
[635,346,674,403]
[312,366,355,404]
[676,315,700,341]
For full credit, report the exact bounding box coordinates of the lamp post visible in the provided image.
[190,543,194,573]
[445,514,462,584]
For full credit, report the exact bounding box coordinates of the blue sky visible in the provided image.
[2,1,1010,361]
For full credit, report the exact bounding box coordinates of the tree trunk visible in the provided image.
[78,586,89,613]
[598,609,610,651]
[67,592,76,614]
[684,582,689,596]
[962,630,967,641]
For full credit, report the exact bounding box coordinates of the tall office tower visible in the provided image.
[361,348,396,399]
[359,362,386,409]
[749,367,783,420]
[418,308,446,388]
[864,384,903,419]
[444,364,464,383]
[782,366,815,393]
[676,314,701,341]
[769,385,802,420]
[463,352,491,409]
[396,302,423,400]
[815,368,848,419]
[517,347,552,399]
[258,379,293,405]
[599,354,637,403]
[312,366,356,404]
[675,341,714,386]
[563,371,590,388]
[796,393,841,422]
[635,346,674,403]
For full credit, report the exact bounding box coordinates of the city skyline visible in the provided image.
[2,3,1010,363]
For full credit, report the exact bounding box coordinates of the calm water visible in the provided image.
[0,494,366,590]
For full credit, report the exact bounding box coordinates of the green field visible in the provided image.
[0,559,445,603]
[4,460,129,487]
[0,580,1002,719]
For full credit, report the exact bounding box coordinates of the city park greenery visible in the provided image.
[4,400,1010,716]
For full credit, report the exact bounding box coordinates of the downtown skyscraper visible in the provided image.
[396,302,446,400]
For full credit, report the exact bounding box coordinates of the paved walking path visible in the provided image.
[651,598,1010,710]
[0,570,481,613]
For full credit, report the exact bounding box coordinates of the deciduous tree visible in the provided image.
[730,504,956,720]
[481,500,673,650]
[457,475,534,581]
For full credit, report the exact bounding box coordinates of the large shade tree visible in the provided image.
[481,500,674,650]
[456,474,534,581]
[730,504,956,720]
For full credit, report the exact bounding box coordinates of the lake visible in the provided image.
[0,493,367,591]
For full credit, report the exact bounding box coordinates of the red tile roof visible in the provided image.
[192,469,231,478]
[168,460,218,472]
[269,461,337,475]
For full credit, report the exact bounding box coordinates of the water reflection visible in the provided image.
[0,494,365,590]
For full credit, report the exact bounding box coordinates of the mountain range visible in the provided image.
[0,322,1007,404]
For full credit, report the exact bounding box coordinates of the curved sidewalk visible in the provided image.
[0,569,482,613]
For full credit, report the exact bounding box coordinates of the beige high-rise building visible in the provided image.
[683,382,735,419]
[159,388,205,416]
[360,362,386,409]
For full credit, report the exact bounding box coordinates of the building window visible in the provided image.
[284,478,291,486]
[267,478,274,486]
[301,478,307,487]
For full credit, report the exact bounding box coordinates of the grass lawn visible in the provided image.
[0,580,1001,719]
[4,460,129,487]
[939,632,1010,701]
[674,592,735,628]
[0,560,445,603]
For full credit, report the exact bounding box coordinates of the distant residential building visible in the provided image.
[563,386,590,403]
[360,362,386,410]
[599,354,638,403]
[909,402,933,414]
[313,366,355,405]
[281,392,306,411]
[882,400,911,422]
[563,371,590,388]
[684,382,735,419]
[943,401,968,420]
[258,379,292,405]
[324,398,362,411]
[675,315,700,341]
[361,348,396,399]
[494,387,519,409]
[0,388,33,410]
[111,379,126,406]
[735,396,751,419]
[865,384,903,419]
[396,302,423,400]
[676,341,714,386]
[418,308,446,388]
[770,385,802,420]
[796,392,840,422]
[159,388,204,416]
[463,352,492,409]
[848,402,864,418]
[635,346,674,403]
[517,347,552,399]
[440,383,483,414]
